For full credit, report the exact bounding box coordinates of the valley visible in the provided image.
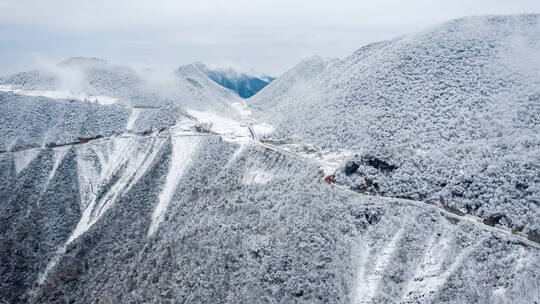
[0,13,539,304]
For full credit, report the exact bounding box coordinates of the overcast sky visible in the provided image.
[1,0,539,75]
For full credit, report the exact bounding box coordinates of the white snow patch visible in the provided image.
[225,143,247,168]
[167,118,205,136]
[148,137,200,236]
[187,109,250,142]
[68,136,165,244]
[13,149,41,174]
[403,233,479,302]
[261,142,350,176]
[317,150,352,175]
[187,101,274,143]
[0,85,118,105]
[252,123,274,136]
[492,287,507,297]
[125,108,141,131]
[354,228,403,303]
[46,147,69,182]
[38,136,166,286]
[231,101,252,118]
[401,228,456,301]
[351,241,371,302]
[232,100,274,137]
[37,245,67,285]
[242,167,274,185]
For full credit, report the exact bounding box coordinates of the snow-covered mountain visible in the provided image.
[252,14,540,236]
[193,62,275,98]
[249,55,337,111]
[1,14,539,304]
[174,62,243,115]
[2,57,142,99]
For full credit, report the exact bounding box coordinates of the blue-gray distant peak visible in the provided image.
[192,62,275,98]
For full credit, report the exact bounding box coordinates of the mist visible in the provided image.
[1,0,540,75]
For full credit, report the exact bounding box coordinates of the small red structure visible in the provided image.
[324,175,335,184]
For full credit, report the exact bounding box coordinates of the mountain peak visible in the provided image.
[183,62,275,98]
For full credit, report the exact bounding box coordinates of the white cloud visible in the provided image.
[0,0,539,75]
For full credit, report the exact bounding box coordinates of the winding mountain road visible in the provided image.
[246,125,540,249]
[3,105,538,249]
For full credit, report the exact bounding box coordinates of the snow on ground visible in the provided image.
[39,136,166,285]
[311,149,352,175]
[37,246,67,285]
[250,15,540,233]
[187,109,250,143]
[125,108,141,131]
[13,149,41,174]
[69,136,166,244]
[242,166,275,185]
[354,228,404,303]
[186,100,275,145]
[148,136,201,236]
[231,101,252,118]
[232,101,275,136]
[252,123,274,137]
[225,143,248,167]
[400,227,457,302]
[0,85,118,105]
[166,119,205,136]
[260,142,351,176]
[46,147,69,182]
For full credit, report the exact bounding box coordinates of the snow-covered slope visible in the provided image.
[0,92,130,152]
[1,131,538,303]
[252,14,540,234]
[0,57,241,111]
[0,14,539,304]
[1,57,141,100]
[174,62,243,115]
[249,55,338,112]
[0,57,245,152]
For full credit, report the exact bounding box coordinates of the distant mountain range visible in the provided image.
[193,62,275,98]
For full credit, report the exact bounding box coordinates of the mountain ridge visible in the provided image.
[0,13,538,304]
[251,13,540,234]
[189,62,275,98]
